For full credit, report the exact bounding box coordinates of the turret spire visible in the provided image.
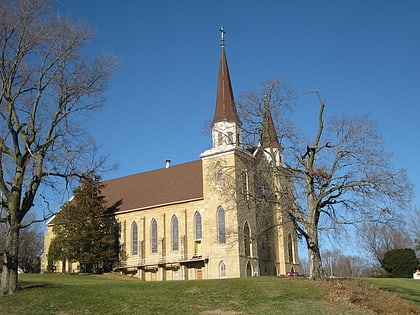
[261,95,281,149]
[259,96,283,165]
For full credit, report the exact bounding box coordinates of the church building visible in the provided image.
[41,28,300,280]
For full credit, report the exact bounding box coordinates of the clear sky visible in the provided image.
[57,0,420,208]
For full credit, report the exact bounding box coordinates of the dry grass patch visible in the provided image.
[320,279,420,315]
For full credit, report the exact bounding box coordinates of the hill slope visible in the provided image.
[0,274,418,314]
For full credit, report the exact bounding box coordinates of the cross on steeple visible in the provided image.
[220,26,225,47]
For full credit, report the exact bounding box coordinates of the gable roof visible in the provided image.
[102,160,203,213]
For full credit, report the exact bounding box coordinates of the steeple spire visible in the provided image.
[261,95,281,149]
[212,26,241,126]
[260,96,283,165]
[201,27,242,157]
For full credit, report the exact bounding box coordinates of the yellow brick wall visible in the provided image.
[41,148,300,279]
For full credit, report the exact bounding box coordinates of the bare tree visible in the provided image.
[406,206,420,256]
[0,214,43,274]
[238,78,298,148]
[0,0,117,295]
[322,248,370,278]
[322,248,341,278]
[358,221,413,266]
[18,222,44,273]
[5,213,44,273]
[237,80,413,280]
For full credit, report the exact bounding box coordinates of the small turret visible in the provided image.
[260,96,283,166]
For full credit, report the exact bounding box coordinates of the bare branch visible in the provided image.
[0,0,117,295]
[236,82,413,280]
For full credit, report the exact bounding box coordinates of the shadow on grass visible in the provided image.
[19,282,63,291]
[381,286,420,304]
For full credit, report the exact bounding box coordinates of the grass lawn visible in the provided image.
[0,274,418,315]
[363,277,420,305]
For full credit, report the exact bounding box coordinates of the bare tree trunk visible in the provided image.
[308,239,323,280]
[237,82,413,282]
[304,218,324,281]
[1,217,20,295]
[0,0,117,295]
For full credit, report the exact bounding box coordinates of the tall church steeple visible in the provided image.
[212,27,241,127]
[204,27,242,155]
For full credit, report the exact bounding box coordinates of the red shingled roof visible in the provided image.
[101,160,203,212]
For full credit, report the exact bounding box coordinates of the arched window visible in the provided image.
[217,132,223,146]
[219,262,226,278]
[171,215,179,251]
[227,132,233,144]
[244,221,251,257]
[246,261,252,277]
[194,211,202,240]
[288,234,294,263]
[131,221,138,255]
[151,218,158,253]
[217,207,226,244]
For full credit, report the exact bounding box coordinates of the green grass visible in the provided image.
[362,277,420,305]
[2,274,419,315]
[0,274,371,315]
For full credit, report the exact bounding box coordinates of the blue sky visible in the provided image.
[57,0,420,208]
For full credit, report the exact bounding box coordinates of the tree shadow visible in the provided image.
[19,281,62,291]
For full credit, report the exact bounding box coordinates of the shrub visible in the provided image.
[381,248,418,278]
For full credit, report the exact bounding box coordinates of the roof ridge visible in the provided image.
[103,160,201,183]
